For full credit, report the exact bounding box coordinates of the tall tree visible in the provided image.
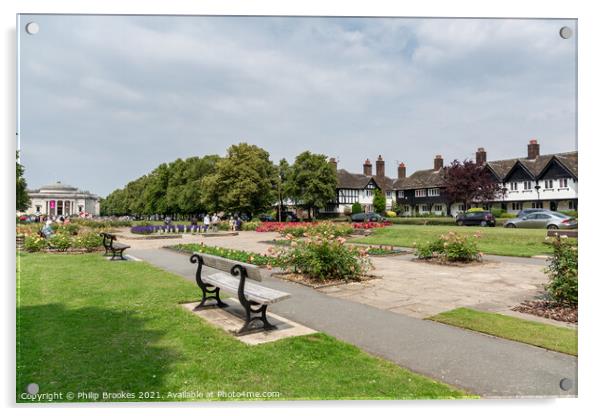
[201,143,277,216]
[16,151,30,212]
[442,159,501,212]
[286,151,337,220]
[276,158,291,221]
[372,188,386,214]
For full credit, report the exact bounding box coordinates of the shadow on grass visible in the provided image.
[17,303,178,402]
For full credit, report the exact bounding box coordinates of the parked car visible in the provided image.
[258,214,276,222]
[516,208,553,218]
[455,211,496,227]
[351,212,384,222]
[280,211,300,222]
[504,212,577,229]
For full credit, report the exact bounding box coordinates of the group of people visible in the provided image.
[39,215,69,238]
[184,213,243,232]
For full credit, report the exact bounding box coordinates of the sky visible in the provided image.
[18,15,577,197]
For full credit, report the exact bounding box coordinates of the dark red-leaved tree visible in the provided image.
[442,159,501,212]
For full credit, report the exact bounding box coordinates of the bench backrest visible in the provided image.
[194,252,262,282]
[100,232,116,247]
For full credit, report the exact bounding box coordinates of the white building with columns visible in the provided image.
[22,181,100,217]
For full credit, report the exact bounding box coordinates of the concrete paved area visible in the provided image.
[119,230,550,321]
[124,242,577,398]
[181,300,316,345]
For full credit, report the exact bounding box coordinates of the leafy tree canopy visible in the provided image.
[285,151,337,219]
[442,159,501,210]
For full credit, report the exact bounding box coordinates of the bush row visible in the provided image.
[23,232,103,252]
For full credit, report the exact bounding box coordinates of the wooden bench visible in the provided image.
[100,232,131,260]
[190,252,290,336]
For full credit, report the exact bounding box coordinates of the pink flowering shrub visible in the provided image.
[414,231,482,262]
[268,233,373,281]
[351,221,392,230]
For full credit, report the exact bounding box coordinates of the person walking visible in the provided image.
[211,213,219,232]
[203,213,210,233]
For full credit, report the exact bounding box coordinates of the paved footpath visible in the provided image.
[128,247,577,398]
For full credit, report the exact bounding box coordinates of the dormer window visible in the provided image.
[544,179,554,189]
[559,178,568,188]
[523,181,532,190]
[415,189,427,198]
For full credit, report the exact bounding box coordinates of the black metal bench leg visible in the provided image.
[236,304,277,336]
[194,286,227,310]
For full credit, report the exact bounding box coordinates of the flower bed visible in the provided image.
[22,231,103,253]
[414,231,482,263]
[167,243,271,266]
[256,221,354,238]
[255,222,313,233]
[268,234,373,281]
[131,224,197,234]
[351,221,392,230]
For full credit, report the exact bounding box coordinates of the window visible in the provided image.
[544,179,554,189]
[365,190,372,197]
[35,205,41,213]
[511,202,523,211]
[397,190,404,198]
[559,178,568,188]
[532,202,543,208]
[510,182,518,191]
[338,189,359,204]
[427,188,440,197]
[386,191,392,198]
[523,181,532,190]
[403,205,410,212]
[569,200,576,210]
[78,205,84,213]
[433,204,443,212]
[420,205,429,212]
[415,189,427,198]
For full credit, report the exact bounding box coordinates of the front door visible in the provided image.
[550,201,557,211]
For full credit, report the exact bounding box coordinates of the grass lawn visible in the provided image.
[359,224,554,257]
[428,308,577,356]
[17,253,470,402]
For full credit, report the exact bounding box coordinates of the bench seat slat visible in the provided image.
[112,243,130,249]
[204,272,290,305]
[194,252,262,282]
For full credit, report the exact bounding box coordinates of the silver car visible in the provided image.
[504,212,577,229]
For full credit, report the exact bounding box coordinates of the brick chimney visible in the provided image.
[397,162,406,179]
[363,159,372,176]
[376,155,385,177]
[434,155,444,171]
[527,139,540,159]
[329,157,337,170]
[476,147,487,166]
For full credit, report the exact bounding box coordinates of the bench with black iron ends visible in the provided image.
[100,232,131,260]
[190,252,291,336]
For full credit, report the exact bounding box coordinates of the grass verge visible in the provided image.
[17,253,470,402]
[428,308,577,356]
[360,224,554,257]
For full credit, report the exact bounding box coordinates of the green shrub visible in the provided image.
[171,243,271,266]
[241,221,261,231]
[73,232,103,251]
[270,234,373,281]
[499,213,517,218]
[559,210,578,218]
[414,231,481,262]
[467,207,485,212]
[23,235,47,252]
[389,217,456,226]
[47,232,72,251]
[61,223,80,235]
[545,236,578,306]
[490,208,504,218]
[385,210,397,217]
[351,202,362,214]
